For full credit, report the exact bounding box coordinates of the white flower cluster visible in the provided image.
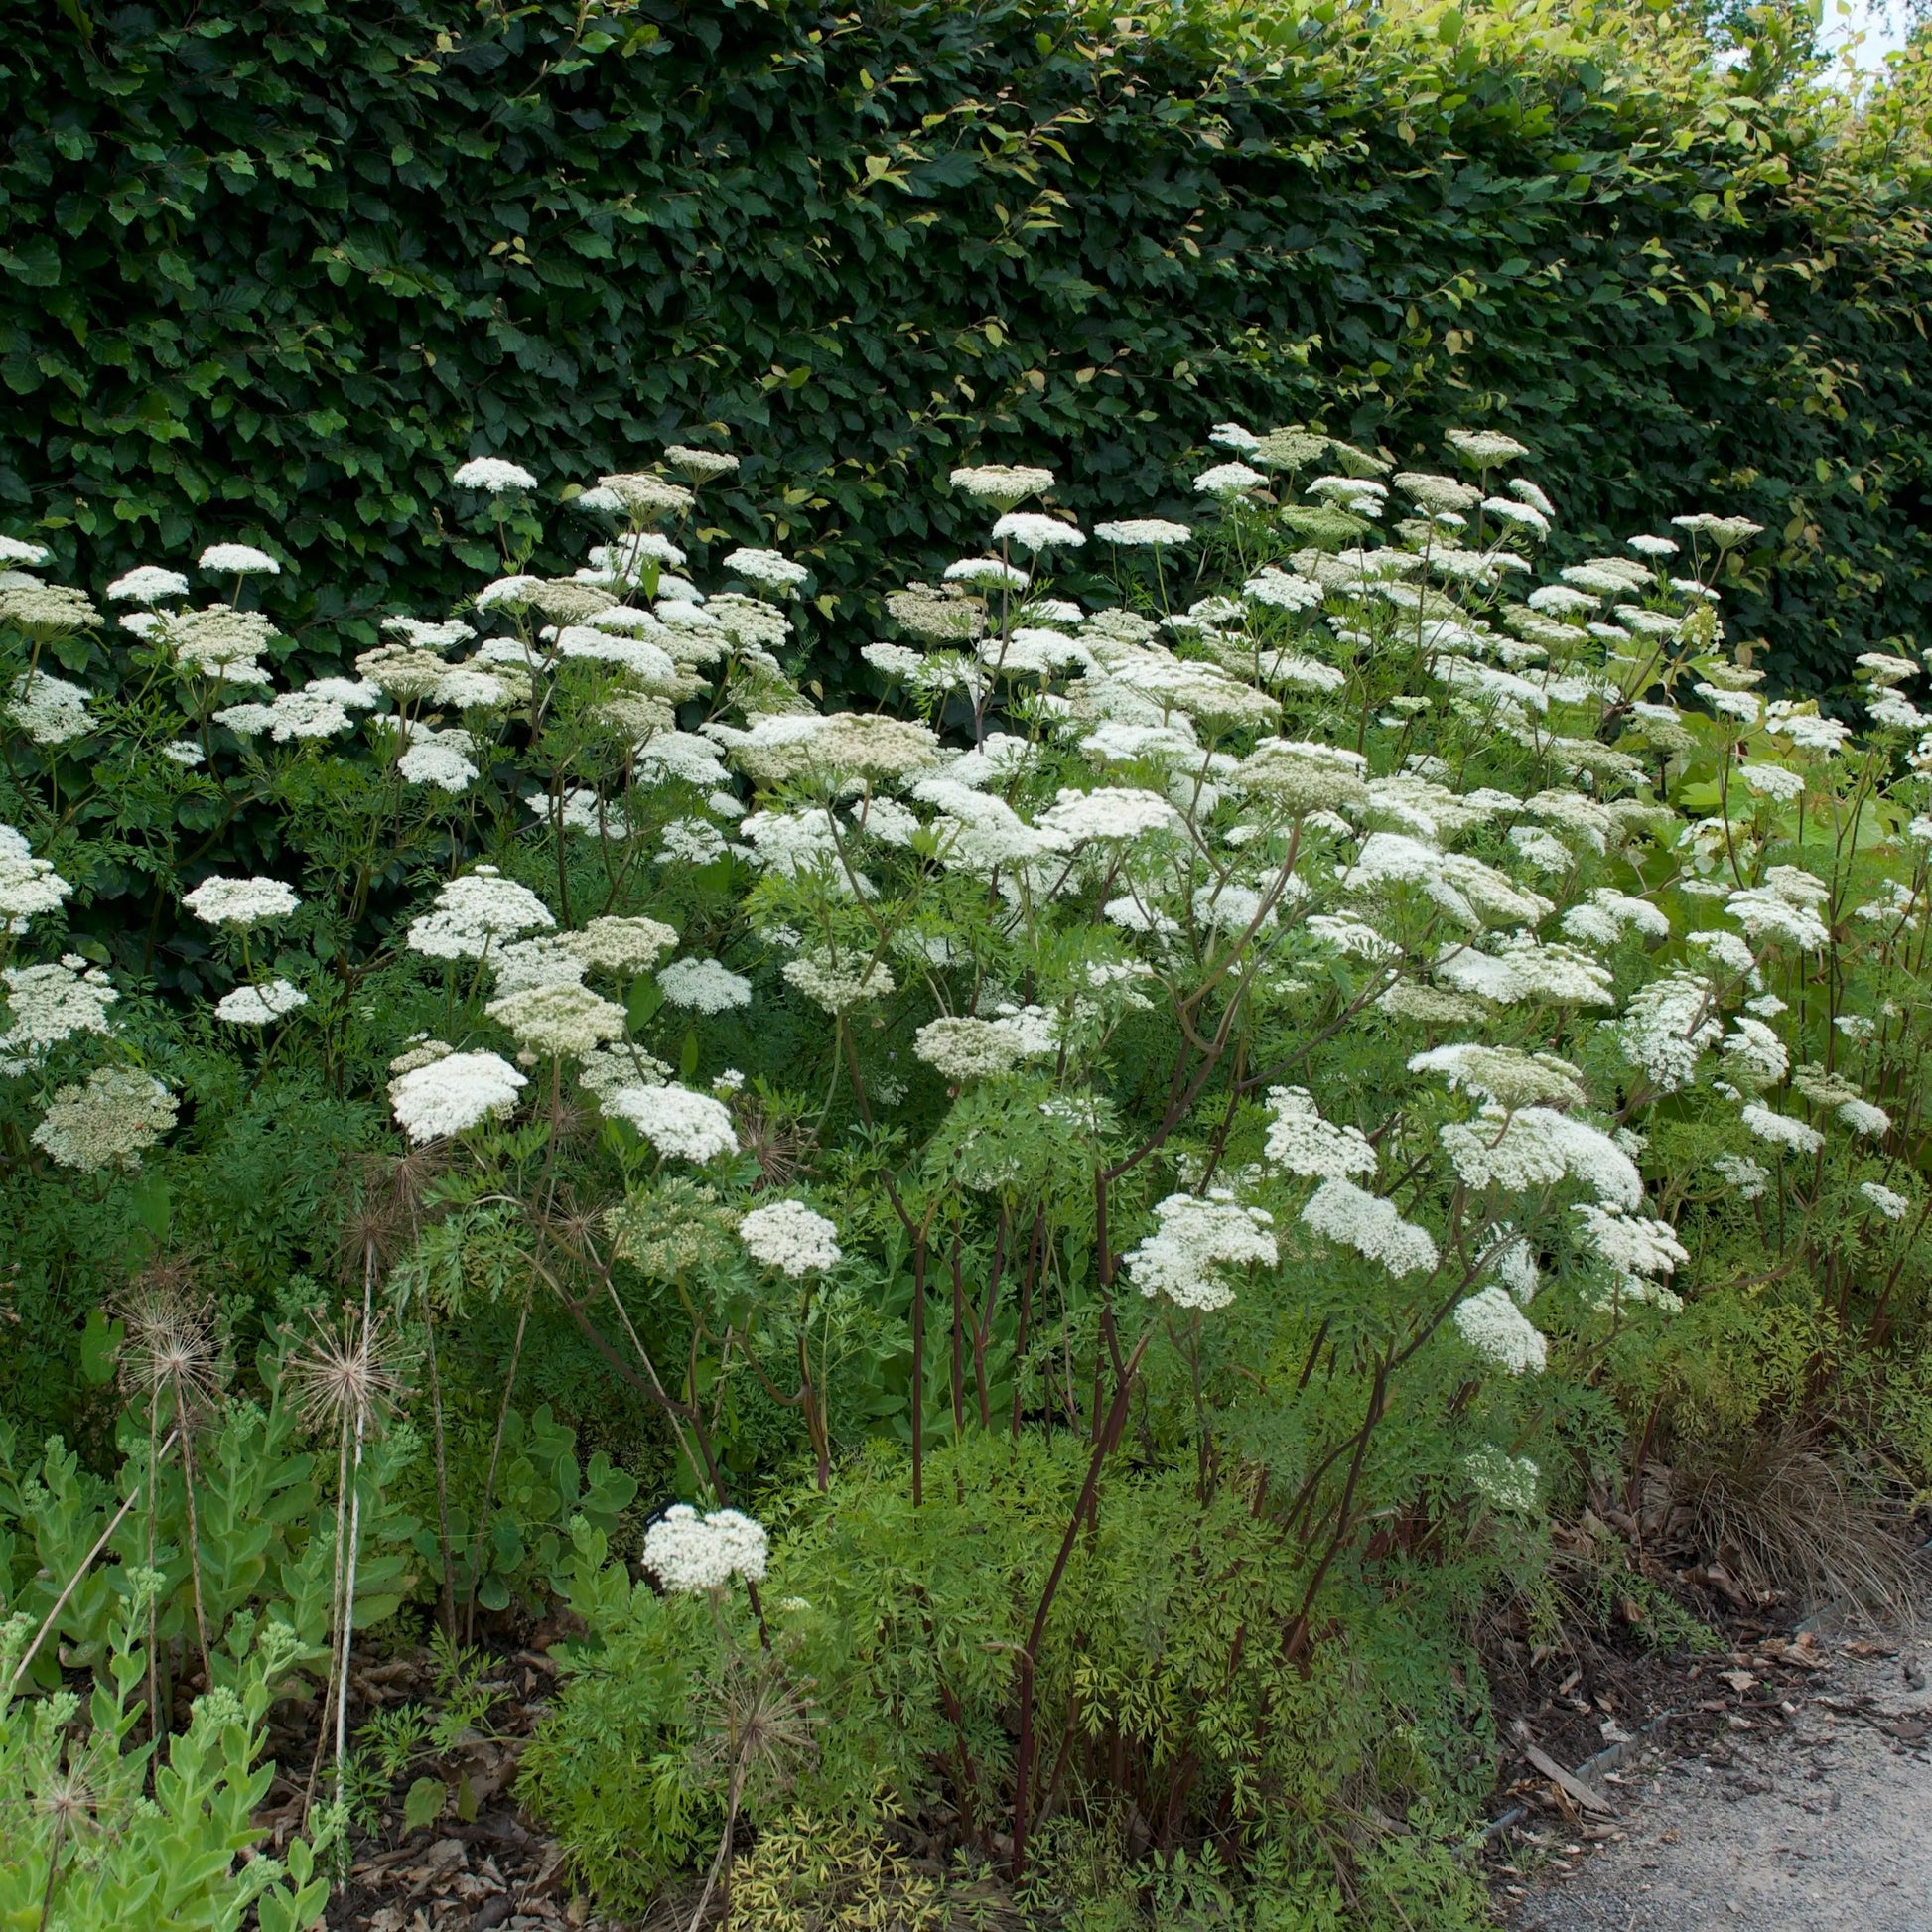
[389,1050,528,1142]
[642,1504,769,1593]
[739,1199,842,1277]
[453,456,538,494]
[0,825,70,933]
[1452,1286,1547,1375]
[1464,1445,1540,1512]
[33,1066,178,1172]
[8,670,93,745]
[1262,1087,1377,1180]
[1301,1179,1438,1279]
[182,875,301,928]
[1123,1191,1278,1311]
[215,979,308,1026]
[486,981,627,1058]
[406,867,554,960]
[0,956,117,1068]
[603,1082,739,1163]
[657,956,754,1013]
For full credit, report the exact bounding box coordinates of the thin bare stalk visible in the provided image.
[6,1430,179,1698]
[468,1282,533,1644]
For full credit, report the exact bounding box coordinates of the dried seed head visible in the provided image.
[117,1277,223,1416]
[285,1303,409,1441]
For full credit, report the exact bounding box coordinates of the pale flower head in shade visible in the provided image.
[1300,1179,1439,1278]
[405,867,553,960]
[214,979,309,1026]
[1452,1285,1547,1374]
[1262,1087,1377,1181]
[199,542,281,575]
[1122,1190,1277,1311]
[106,565,192,606]
[1464,1445,1540,1512]
[0,957,117,1066]
[182,874,300,928]
[950,464,1055,509]
[739,1199,842,1277]
[453,456,538,493]
[722,547,810,591]
[642,1504,768,1593]
[485,981,627,1058]
[389,1050,527,1142]
[32,1066,178,1172]
[991,512,1086,554]
[566,915,679,974]
[657,956,754,1014]
[602,1082,740,1164]
[0,825,71,933]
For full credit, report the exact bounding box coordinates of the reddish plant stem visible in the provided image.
[1010,1327,1151,1878]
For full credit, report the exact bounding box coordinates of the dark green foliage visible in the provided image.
[0,0,1926,693]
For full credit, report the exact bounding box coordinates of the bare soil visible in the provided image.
[1493,1614,1932,1931]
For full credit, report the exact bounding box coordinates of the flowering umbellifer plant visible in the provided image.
[2,410,1928,1904]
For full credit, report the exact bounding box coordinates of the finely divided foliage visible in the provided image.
[2,402,1930,1923]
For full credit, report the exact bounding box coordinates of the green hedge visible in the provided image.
[2,0,1928,688]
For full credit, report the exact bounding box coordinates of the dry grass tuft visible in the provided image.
[1672,1426,1917,1616]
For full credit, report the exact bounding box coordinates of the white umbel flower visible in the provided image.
[1301,1179,1439,1278]
[33,1066,177,1171]
[1123,1191,1277,1311]
[1440,1107,1642,1210]
[1465,1446,1540,1512]
[1725,885,1829,951]
[1739,1104,1825,1155]
[182,875,300,928]
[390,1050,527,1141]
[913,1013,1049,1082]
[991,512,1086,553]
[1094,518,1193,547]
[1574,1205,1687,1279]
[199,543,280,575]
[453,456,537,493]
[405,867,553,960]
[485,981,627,1057]
[1452,1286,1547,1374]
[643,1504,768,1592]
[566,915,679,974]
[1035,786,1176,844]
[106,565,191,605]
[657,956,754,1013]
[1711,1152,1771,1199]
[1243,567,1325,612]
[944,555,1030,589]
[950,464,1055,506]
[1617,973,1721,1092]
[8,671,93,745]
[782,951,895,1013]
[214,979,308,1025]
[0,825,70,933]
[722,547,809,590]
[1720,1017,1789,1089]
[604,1082,739,1163]
[1861,1180,1910,1221]
[1262,1087,1377,1180]
[1192,462,1265,497]
[0,958,117,1066]
[739,1199,842,1277]
[398,740,481,794]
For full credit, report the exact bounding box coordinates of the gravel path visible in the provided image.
[1503,1618,1932,1932]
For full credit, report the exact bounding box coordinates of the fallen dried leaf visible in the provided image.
[1522,1743,1618,1815]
